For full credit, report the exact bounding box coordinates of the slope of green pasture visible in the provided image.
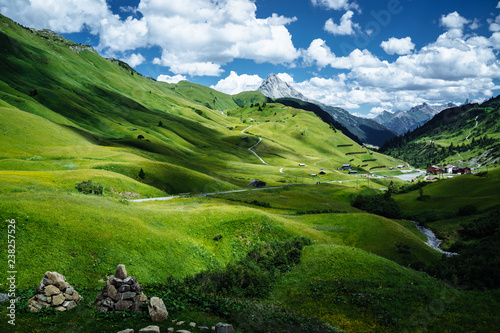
[395,172,500,212]
[295,213,441,266]
[0,192,324,288]
[271,244,448,332]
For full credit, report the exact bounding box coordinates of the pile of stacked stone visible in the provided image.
[95,264,149,312]
[28,271,83,312]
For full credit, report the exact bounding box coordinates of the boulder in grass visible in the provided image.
[148,297,168,322]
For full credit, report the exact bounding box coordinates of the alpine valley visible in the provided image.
[0,14,499,333]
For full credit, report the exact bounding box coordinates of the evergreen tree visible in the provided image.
[139,168,145,179]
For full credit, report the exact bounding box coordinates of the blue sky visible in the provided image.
[1,0,500,117]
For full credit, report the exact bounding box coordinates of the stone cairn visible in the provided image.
[95,264,149,312]
[28,271,83,312]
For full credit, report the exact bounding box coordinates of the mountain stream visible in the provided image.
[409,220,458,256]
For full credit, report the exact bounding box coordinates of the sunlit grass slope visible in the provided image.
[395,167,500,212]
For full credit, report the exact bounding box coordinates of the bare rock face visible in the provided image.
[94,264,148,313]
[148,297,168,322]
[28,271,83,312]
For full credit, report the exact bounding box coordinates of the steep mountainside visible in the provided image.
[374,102,456,135]
[258,74,397,146]
[381,98,500,168]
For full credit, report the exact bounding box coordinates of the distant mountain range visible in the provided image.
[258,74,397,146]
[373,102,457,135]
[381,97,500,168]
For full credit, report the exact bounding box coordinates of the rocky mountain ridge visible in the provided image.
[257,74,396,146]
[373,102,456,135]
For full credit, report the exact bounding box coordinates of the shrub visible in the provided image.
[138,168,145,179]
[137,134,145,139]
[457,204,478,216]
[75,180,103,195]
[351,193,401,218]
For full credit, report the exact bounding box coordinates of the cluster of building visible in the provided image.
[426,165,471,175]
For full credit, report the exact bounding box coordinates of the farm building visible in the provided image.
[341,164,352,170]
[426,165,444,175]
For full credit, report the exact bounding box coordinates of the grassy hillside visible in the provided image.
[0,13,498,333]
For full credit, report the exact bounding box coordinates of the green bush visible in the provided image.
[189,237,312,299]
[351,193,401,219]
[75,180,104,195]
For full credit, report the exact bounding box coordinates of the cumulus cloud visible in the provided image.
[440,11,470,38]
[122,53,145,67]
[157,74,188,84]
[310,0,358,11]
[380,37,415,55]
[0,0,111,33]
[211,71,263,95]
[297,19,500,112]
[324,10,359,35]
[277,73,294,84]
[304,39,384,70]
[0,0,299,77]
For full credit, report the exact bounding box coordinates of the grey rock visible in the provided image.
[148,297,168,322]
[52,293,65,306]
[139,326,160,333]
[176,331,191,333]
[63,300,77,311]
[115,300,133,311]
[118,284,131,293]
[189,322,196,327]
[168,328,174,333]
[108,284,118,301]
[97,305,108,312]
[120,291,136,300]
[55,306,66,312]
[0,294,8,303]
[113,278,124,286]
[45,271,68,290]
[115,264,127,279]
[215,323,234,333]
[117,329,134,333]
[103,297,115,309]
[123,276,134,285]
[198,327,210,331]
[44,285,61,296]
[131,283,142,293]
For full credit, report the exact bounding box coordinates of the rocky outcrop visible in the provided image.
[95,264,148,312]
[28,271,83,312]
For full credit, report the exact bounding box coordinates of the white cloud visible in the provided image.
[380,37,415,55]
[277,73,294,84]
[0,0,111,33]
[157,74,187,84]
[122,53,145,67]
[211,71,263,95]
[310,0,359,11]
[0,0,299,77]
[440,11,470,38]
[324,10,359,35]
[497,1,500,9]
[304,39,384,70]
[489,15,500,32]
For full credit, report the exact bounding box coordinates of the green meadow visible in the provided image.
[0,13,499,333]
